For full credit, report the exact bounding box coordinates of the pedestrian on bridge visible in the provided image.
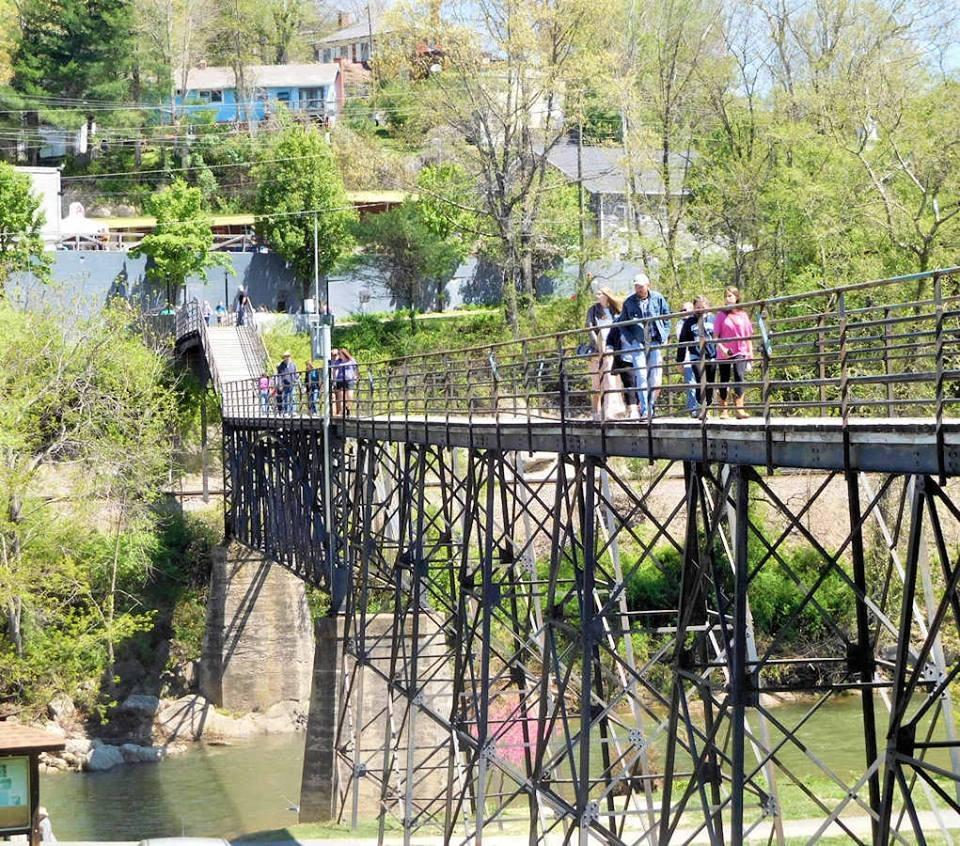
[306,360,322,415]
[715,286,754,419]
[615,273,671,419]
[258,372,272,414]
[277,350,298,415]
[333,348,359,417]
[585,286,627,421]
[676,295,717,417]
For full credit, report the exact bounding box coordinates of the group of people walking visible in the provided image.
[259,348,359,417]
[586,274,755,420]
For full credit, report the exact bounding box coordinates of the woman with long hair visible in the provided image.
[715,286,754,419]
[334,348,359,417]
[585,286,628,420]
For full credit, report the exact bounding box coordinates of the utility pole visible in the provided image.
[577,91,587,300]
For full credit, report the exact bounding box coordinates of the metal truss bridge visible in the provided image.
[176,267,960,845]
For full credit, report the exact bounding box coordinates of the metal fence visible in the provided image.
[219,267,960,429]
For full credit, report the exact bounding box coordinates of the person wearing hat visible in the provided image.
[276,350,298,415]
[614,272,671,418]
[585,286,627,420]
[37,806,56,842]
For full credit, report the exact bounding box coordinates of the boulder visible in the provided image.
[64,737,93,757]
[155,695,210,741]
[120,743,164,763]
[155,694,260,740]
[42,720,67,738]
[86,744,125,772]
[257,701,306,734]
[120,694,160,718]
[47,693,75,723]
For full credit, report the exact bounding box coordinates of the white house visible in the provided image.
[313,13,387,64]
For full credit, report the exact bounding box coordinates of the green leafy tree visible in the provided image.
[131,178,232,302]
[253,125,357,293]
[0,302,176,680]
[0,163,50,296]
[415,163,478,243]
[359,201,463,328]
[11,0,135,149]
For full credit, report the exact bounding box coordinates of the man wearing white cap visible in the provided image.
[614,272,671,418]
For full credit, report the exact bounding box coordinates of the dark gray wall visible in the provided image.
[11,250,581,319]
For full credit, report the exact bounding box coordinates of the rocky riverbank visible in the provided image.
[30,691,306,775]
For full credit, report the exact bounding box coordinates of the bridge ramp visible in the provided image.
[206,326,261,383]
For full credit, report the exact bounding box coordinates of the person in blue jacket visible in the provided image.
[614,272,671,418]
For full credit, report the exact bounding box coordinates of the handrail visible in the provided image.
[216,267,960,442]
[363,265,960,369]
[175,300,224,395]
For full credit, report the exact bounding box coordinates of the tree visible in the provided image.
[0,163,49,297]
[253,125,357,294]
[359,201,462,328]
[131,178,232,302]
[0,0,16,85]
[414,162,478,305]
[382,0,600,333]
[604,0,726,293]
[11,0,135,152]
[0,303,176,670]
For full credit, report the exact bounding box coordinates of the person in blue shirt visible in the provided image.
[614,273,671,418]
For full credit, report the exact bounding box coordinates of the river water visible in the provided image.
[41,734,306,840]
[39,696,952,840]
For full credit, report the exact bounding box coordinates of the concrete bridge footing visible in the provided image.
[299,614,451,824]
[200,543,315,712]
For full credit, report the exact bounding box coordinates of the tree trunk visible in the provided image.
[5,494,24,656]
[502,266,520,338]
[5,597,22,658]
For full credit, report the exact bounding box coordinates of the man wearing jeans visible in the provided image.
[615,273,671,418]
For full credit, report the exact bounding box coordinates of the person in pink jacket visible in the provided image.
[714,286,754,418]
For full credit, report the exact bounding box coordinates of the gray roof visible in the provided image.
[184,63,340,91]
[546,142,691,197]
[313,17,388,46]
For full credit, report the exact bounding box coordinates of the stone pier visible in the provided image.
[299,614,451,823]
[200,544,315,712]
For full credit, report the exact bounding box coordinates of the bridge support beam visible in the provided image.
[299,616,343,823]
[200,543,314,712]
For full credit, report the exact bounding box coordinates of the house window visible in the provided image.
[322,48,332,62]
[276,90,290,103]
[340,45,349,58]
[302,88,324,111]
[360,41,369,61]
[196,89,223,103]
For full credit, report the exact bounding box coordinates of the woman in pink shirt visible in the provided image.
[714,286,754,419]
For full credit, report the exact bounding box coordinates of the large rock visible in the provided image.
[155,694,259,741]
[258,701,306,734]
[120,743,164,763]
[65,737,93,757]
[47,693,75,723]
[86,744,125,772]
[120,694,160,717]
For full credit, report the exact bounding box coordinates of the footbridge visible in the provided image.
[175,268,960,845]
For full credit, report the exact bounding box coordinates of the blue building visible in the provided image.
[176,63,342,123]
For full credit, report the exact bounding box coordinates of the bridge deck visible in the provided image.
[223,412,960,474]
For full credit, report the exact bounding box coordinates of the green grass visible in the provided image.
[261,296,582,368]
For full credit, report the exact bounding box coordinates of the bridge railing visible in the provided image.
[218,267,960,427]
